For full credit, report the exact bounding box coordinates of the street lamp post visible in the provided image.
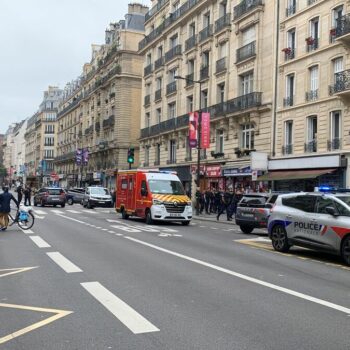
[175,75,202,215]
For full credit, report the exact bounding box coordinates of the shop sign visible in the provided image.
[223,166,252,176]
[93,172,101,180]
[191,165,221,177]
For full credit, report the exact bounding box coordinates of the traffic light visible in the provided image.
[127,148,135,164]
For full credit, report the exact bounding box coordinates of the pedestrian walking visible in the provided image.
[17,183,23,205]
[0,186,19,230]
[204,188,212,214]
[24,185,32,206]
[217,189,232,221]
[214,189,221,214]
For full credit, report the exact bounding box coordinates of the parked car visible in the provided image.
[66,188,85,205]
[235,193,279,234]
[33,187,66,207]
[268,192,350,265]
[82,186,113,209]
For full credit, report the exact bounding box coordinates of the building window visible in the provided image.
[286,28,296,58]
[306,66,318,101]
[144,147,149,166]
[189,22,196,37]
[157,45,163,58]
[187,95,194,112]
[284,73,295,106]
[216,129,224,153]
[168,102,176,119]
[145,112,150,128]
[156,108,161,124]
[329,111,341,150]
[155,143,161,164]
[146,53,152,65]
[307,17,319,51]
[219,41,227,59]
[169,34,178,48]
[241,124,254,149]
[240,72,254,95]
[333,57,343,83]
[217,83,225,103]
[156,77,162,90]
[284,120,293,154]
[306,116,317,152]
[169,140,176,163]
[169,68,177,83]
[186,136,192,160]
[172,0,180,12]
[203,12,210,27]
[201,90,208,109]
[219,1,227,16]
[242,25,255,46]
[332,5,344,27]
[188,59,195,74]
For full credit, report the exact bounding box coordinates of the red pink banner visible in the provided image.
[201,112,210,149]
[189,112,198,148]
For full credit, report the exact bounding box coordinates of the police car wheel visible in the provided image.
[271,225,290,252]
[341,235,350,266]
[240,225,254,234]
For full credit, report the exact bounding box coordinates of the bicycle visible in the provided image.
[6,206,35,230]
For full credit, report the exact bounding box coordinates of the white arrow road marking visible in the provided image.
[29,236,51,248]
[125,236,350,316]
[46,252,82,273]
[81,282,159,334]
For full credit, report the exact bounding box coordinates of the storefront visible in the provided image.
[191,164,223,191]
[259,155,346,191]
[222,166,265,192]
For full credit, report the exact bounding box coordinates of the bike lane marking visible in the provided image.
[81,282,159,334]
[29,236,51,248]
[0,267,38,278]
[124,236,350,316]
[46,252,82,273]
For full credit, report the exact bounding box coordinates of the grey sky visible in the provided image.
[0,0,148,134]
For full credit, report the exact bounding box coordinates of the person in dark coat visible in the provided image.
[0,186,19,230]
[17,184,23,205]
[217,190,232,221]
[204,189,212,214]
[24,185,32,206]
[214,189,222,214]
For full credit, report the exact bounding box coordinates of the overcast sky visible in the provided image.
[0,0,149,134]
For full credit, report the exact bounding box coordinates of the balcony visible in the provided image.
[145,0,168,22]
[109,92,115,99]
[304,140,317,153]
[307,0,318,5]
[199,25,213,43]
[144,94,151,106]
[166,81,177,95]
[329,70,350,96]
[234,0,263,20]
[144,64,153,77]
[200,65,209,80]
[306,37,318,52]
[335,14,350,45]
[154,56,164,70]
[103,115,115,129]
[160,118,176,132]
[305,89,318,102]
[165,45,182,63]
[216,57,227,74]
[95,121,100,132]
[140,128,149,138]
[282,47,295,61]
[282,144,293,155]
[150,124,161,136]
[85,125,93,135]
[283,96,294,107]
[185,35,197,51]
[285,4,296,17]
[155,89,162,101]
[154,160,160,166]
[167,159,177,165]
[236,41,256,63]
[215,13,231,33]
[327,138,342,151]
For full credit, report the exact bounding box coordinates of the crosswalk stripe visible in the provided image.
[33,210,46,215]
[51,210,64,214]
[66,210,81,214]
[82,210,98,214]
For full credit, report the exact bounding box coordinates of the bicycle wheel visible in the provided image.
[17,211,35,230]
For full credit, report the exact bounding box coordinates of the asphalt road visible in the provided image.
[0,205,349,349]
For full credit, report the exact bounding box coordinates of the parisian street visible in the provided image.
[0,206,349,350]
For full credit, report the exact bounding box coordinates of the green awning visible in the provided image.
[258,168,336,181]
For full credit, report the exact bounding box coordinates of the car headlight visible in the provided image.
[153,199,163,205]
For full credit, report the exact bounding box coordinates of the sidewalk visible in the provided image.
[192,212,236,225]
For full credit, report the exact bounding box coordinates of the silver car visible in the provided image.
[268,192,350,265]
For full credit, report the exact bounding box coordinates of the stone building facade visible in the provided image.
[54,3,148,189]
[139,0,276,194]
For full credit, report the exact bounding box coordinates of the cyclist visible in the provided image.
[0,186,19,231]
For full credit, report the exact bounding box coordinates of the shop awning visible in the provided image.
[258,168,337,181]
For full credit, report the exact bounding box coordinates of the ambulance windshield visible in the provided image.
[148,180,185,195]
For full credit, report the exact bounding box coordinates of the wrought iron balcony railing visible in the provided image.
[327,138,342,151]
[236,41,256,63]
[283,96,294,107]
[216,57,227,74]
[282,144,293,155]
[304,140,317,153]
[234,0,262,20]
[336,14,350,39]
[307,0,318,5]
[283,48,295,61]
[200,66,209,80]
[185,35,197,51]
[154,56,164,70]
[166,81,177,95]
[145,0,168,22]
[215,13,231,33]
[306,38,318,52]
[305,89,318,101]
[329,70,350,94]
[155,89,162,101]
[199,25,213,42]
[286,4,296,17]
[165,45,182,62]
[144,64,153,76]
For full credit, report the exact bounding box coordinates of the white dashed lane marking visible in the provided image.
[46,252,82,273]
[33,210,46,215]
[66,210,81,214]
[29,236,51,248]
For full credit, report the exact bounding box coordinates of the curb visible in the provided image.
[192,216,237,226]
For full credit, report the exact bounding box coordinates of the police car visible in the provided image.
[268,192,350,265]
